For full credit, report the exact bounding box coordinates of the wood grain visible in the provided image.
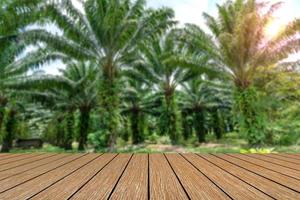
[31,154,116,199]
[183,153,273,200]
[279,154,300,160]
[265,154,300,164]
[201,154,300,200]
[109,154,148,200]
[229,154,300,179]
[0,153,56,171]
[0,153,299,200]
[216,154,300,192]
[149,154,188,200]
[0,153,85,193]
[0,153,38,165]
[246,153,300,171]
[0,154,20,160]
[0,153,68,181]
[70,154,132,200]
[0,153,97,200]
[165,153,230,200]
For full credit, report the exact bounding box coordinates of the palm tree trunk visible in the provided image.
[0,96,8,132]
[0,110,5,132]
[131,109,140,145]
[194,110,206,143]
[131,109,144,144]
[1,108,17,152]
[56,116,65,148]
[100,62,120,152]
[64,112,74,150]
[212,109,223,140]
[164,90,179,144]
[138,114,146,143]
[78,108,90,151]
[234,86,266,146]
[122,118,130,142]
[182,110,192,140]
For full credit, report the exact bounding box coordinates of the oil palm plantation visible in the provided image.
[183,0,300,146]
[180,76,233,142]
[0,0,59,152]
[121,78,160,144]
[20,62,98,150]
[127,30,214,144]
[22,0,174,151]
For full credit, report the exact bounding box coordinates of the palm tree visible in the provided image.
[0,0,59,152]
[21,0,174,151]
[20,62,98,150]
[1,104,19,152]
[121,78,160,144]
[180,76,233,142]
[183,0,300,146]
[127,30,211,144]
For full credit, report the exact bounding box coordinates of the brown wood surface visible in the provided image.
[183,153,273,200]
[0,153,68,181]
[0,154,84,193]
[0,153,37,165]
[0,153,56,171]
[279,153,300,160]
[30,154,116,200]
[266,153,300,164]
[0,153,96,200]
[0,153,22,160]
[246,153,300,171]
[200,154,300,200]
[70,154,132,200]
[216,154,300,192]
[229,154,300,179]
[165,154,230,200]
[109,154,148,200]
[149,154,188,200]
[0,153,299,200]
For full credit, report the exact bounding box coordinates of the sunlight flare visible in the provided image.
[264,18,285,39]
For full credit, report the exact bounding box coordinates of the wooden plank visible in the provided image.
[0,153,39,165]
[109,154,148,200]
[265,154,300,164]
[201,154,300,200]
[216,154,300,192]
[183,153,273,200]
[149,154,188,200]
[165,153,230,200]
[0,153,85,193]
[0,153,69,181]
[279,154,300,160]
[30,154,116,199]
[229,154,300,179]
[0,154,99,200]
[246,154,300,171]
[0,153,25,161]
[70,154,132,200]
[0,154,19,160]
[0,153,56,171]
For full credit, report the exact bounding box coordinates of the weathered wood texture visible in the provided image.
[0,153,299,200]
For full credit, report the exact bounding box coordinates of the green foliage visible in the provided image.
[234,87,266,146]
[1,0,300,153]
[88,130,109,150]
[148,133,160,144]
[20,0,176,151]
[98,77,122,150]
[240,148,274,154]
[159,95,181,144]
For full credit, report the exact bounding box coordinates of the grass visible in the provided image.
[5,132,300,153]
